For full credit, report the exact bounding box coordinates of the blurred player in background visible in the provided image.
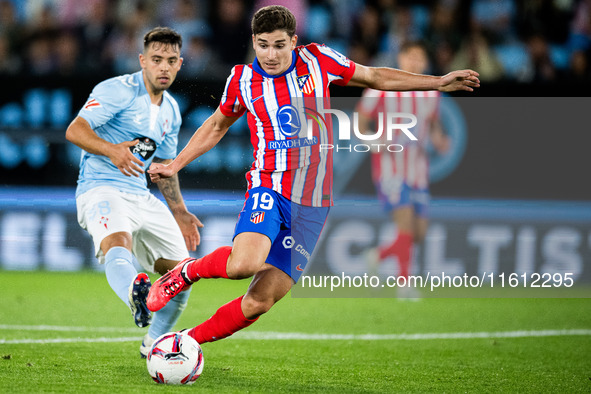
[357,42,449,298]
[65,27,202,357]
[146,6,478,344]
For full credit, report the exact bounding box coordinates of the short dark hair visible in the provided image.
[251,5,296,37]
[143,27,182,52]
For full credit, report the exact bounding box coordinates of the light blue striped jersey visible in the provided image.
[75,71,182,197]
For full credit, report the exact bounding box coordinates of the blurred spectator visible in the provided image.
[54,0,102,27]
[21,2,58,75]
[0,0,22,46]
[108,25,143,75]
[0,1,22,75]
[209,0,251,67]
[470,0,516,44]
[115,0,155,28]
[450,31,504,82]
[424,0,463,56]
[155,0,197,23]
[23,0,56,23]
[432,40,455,76]
[374,5,415,68]
[304,3,333,43]
[526,34,557,83]
[54,30,83,76]
[323,0,361,40]
[348,42,373,66]
[73,0,117,75]
[24,2,59,33]
[0,0,586,84]
[183,34,226,78]
[516,0,573,44]
[570,0,591,52]
[166,0,210,43]
[25,34,55,76]
[0,34,20,74]
[106,1,152,74]
[349,4,387,64]
[569,49,591,81]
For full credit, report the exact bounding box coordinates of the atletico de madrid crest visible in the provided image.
[297,74,315,95]
[250,211,265,224]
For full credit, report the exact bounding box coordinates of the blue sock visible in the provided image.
[104,247,138,307]
[148,288,191,339]
[130,254,142,270]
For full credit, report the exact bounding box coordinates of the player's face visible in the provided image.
[252,30,297,75]
[139,42,183,95]
[397,46,428,74]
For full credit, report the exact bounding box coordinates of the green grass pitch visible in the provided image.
[0,270,590,393]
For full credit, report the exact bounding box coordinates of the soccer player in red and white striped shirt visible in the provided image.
[146,6,478,344]
[357,42,451,297]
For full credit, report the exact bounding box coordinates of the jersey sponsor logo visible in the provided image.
[130,137,157,161]
[295,264,304,272]
[250,211,265,224]
[282,236,295,249]
[277,105,301,137]
[295,244,311,261]
[133,114,143,125]
[276,104,330,146]
[267,136,318,150]
[99,216,109,229]
[83,99,101,111]
[296,74,315,94]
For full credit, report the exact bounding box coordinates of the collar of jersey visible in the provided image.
[138,70,148,93]
[252,51,296,79]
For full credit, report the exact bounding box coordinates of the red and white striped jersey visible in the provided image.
[357,90,441,190]
[219,43,356,207]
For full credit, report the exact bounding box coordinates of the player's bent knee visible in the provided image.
[227,257,262,279]
[242,295,274,318]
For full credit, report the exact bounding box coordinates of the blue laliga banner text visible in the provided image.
[0,189,590,288]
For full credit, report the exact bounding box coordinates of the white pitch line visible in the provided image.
[0,324,141,333]
[0,326,590,344]
[234,329,591,340]
[0,337,142,344]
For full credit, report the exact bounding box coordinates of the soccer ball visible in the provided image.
[146,331,204,385]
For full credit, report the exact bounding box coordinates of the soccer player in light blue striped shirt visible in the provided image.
[66,27,202,357]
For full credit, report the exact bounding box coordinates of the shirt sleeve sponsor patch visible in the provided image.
[83,98,102,111]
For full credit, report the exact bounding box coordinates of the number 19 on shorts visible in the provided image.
[252,192,274,210]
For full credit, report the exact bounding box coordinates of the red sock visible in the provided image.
[398,244,413,279]
[378,232,413,278]
[187,296,258,344]
[186,246,232,281]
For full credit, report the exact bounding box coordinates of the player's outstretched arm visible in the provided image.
[65,116,144,177]
[347,64,480,92]
[148,107,240,182]
[152,157,204,250]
